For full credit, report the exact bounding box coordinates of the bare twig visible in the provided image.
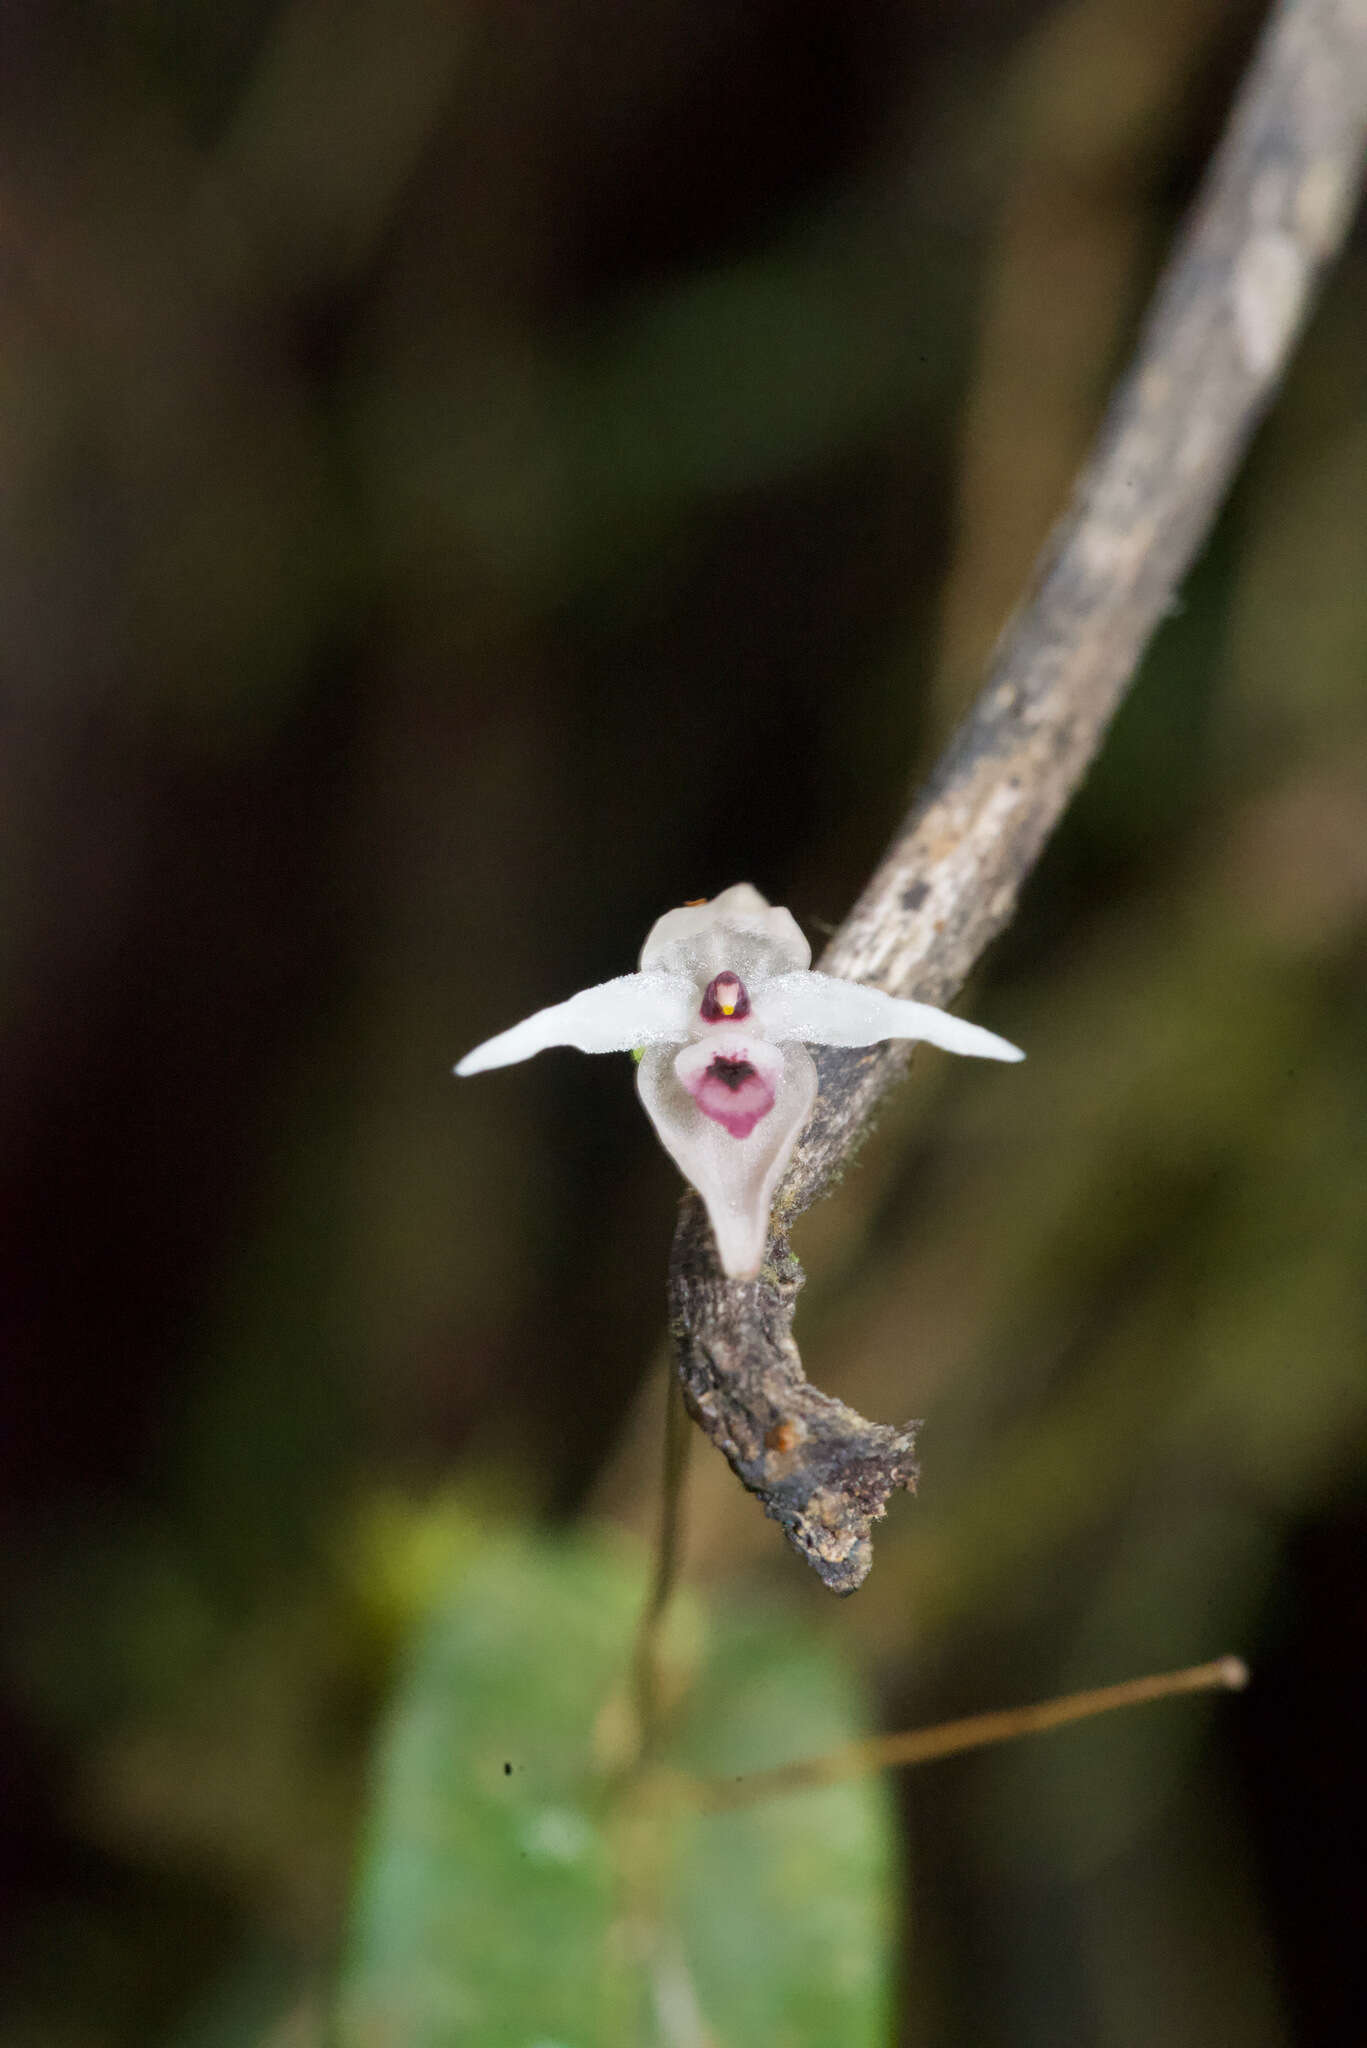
[688,1656,1249,1810]
[668,0,1367,1592]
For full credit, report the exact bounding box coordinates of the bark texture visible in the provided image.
[668,0,1367,1592]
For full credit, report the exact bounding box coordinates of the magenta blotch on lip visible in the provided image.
[672,1031,785,1142]
[687,1053,774,1138]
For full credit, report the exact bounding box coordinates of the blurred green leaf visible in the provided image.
[335,1532,895,2047]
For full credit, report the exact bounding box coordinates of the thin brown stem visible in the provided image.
[689,1656,1249,1811]
[630,1371,692,1763]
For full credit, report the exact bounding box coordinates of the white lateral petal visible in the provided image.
[639,883,810,979]
[454,972,693,1075]
[636,1040,817,1279]
[754,971,1025,1062]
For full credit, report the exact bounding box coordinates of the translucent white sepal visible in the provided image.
[639,882,810,978]
[454,972,694,1075]
[753,971,1025,1062]
[636,1040,818,1278]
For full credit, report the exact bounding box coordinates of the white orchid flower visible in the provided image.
[455,883,1023,1279]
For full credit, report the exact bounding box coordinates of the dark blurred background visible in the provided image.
[1,1,1364,2043]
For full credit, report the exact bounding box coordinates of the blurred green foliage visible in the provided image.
[337,1527,894,2047]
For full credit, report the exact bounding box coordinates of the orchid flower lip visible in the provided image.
[454,883,1024,1276]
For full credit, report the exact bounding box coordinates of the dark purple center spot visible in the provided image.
[708,1056,755,1091]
